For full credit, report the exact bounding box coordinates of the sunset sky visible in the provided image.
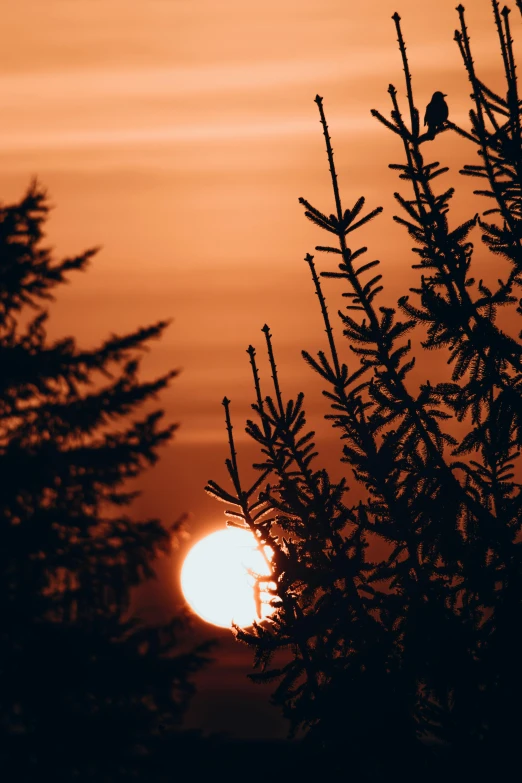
[1,0,513,738]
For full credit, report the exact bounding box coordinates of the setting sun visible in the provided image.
[180,528,275,628]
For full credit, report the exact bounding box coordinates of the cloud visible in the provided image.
[0,112,473,153]
[0,37,492,108]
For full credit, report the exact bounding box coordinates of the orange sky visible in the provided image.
[1,0,514,738]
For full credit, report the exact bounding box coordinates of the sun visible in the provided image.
[180,527,275,629]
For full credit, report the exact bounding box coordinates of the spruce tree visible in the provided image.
[208,1,522,779]
[0,182,211,782]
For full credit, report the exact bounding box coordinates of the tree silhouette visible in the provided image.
[0,182,212,782]
[207,2,522,779]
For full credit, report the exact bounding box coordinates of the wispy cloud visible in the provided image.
[0,41,491,108]
[0,115,369,152]
[0,112,472,153]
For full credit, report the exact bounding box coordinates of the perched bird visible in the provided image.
[424,91,449,138]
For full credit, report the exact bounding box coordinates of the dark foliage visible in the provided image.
[0,182,212,782]
[208,2,522,780]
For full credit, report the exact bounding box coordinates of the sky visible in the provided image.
[0,0,515,739]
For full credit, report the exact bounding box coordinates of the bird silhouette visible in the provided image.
[424,91,449,138]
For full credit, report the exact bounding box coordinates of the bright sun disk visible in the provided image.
[180,528,275,629]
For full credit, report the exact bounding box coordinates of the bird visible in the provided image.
[424,91,449,138]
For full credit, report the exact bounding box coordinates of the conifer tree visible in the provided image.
[208,2,522,779]
[0,182,211,782]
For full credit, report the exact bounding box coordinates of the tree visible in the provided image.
[0,182,212,782]
[207,1,522,779]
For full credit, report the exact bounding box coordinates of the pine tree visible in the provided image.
[208,2,522,779]
[0,182,212,782]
